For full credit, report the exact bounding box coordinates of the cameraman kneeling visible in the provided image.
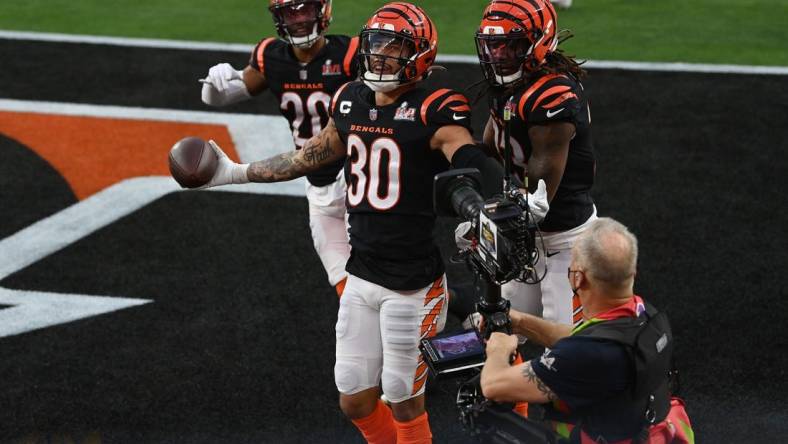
[481,218,693,443]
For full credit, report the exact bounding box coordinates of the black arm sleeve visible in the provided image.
[451,144,521,198]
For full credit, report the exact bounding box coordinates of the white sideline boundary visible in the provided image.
[0,98,309,337]
[1,29,787,76]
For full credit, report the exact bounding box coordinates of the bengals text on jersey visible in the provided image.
[329,81,472,290]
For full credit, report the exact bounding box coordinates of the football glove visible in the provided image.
[199,140,250,188]
[528,179,550,223]
[200,63,250,106]
[453,179,550,249]
[455,221,474,250]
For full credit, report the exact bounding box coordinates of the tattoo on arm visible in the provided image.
[247,151,302,182]
[522,364,557,401]
[302,135,335,164]
[247,123,339,183]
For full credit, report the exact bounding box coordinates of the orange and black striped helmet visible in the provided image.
[268,0,333,48]
[475,0,558,86]
[358,2,438,92]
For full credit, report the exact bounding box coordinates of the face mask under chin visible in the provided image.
[363,80,402,93]
[362,72,402,93]
[491,67,524,86]
[285,23,321,48]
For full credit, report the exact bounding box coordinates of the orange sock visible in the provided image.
[335,277,347,298]
[351,400,396,444]
[394,412,432,444]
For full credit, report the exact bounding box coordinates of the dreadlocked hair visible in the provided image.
[540,29,587,80]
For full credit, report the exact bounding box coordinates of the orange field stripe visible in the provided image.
[0,111,238,200]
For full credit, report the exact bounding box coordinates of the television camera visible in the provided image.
[419,98,557,443]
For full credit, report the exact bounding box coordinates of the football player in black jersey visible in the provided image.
[200,0,359,297]
[188,3,548,442]
[472,0,597,328]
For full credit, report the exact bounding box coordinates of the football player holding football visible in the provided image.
[474,0,597,328]
[191,3,547,441]
[200,0,358,296]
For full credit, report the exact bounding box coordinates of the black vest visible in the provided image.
[555,303,674,443]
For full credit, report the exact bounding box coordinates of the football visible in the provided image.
[168,137,218,188]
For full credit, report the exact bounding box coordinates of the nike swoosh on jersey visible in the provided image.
[546,108,565,118]
[453,113,467,120]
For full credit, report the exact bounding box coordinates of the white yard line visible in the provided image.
[1,29,787,75]
[0,29,255,52]
[0,178,166,337]
[0,97,308,272]
[0,99,308,337]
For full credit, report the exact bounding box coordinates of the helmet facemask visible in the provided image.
[476,0,559,88]
[359,29,422,93]
[475,31,535,87]
[270,0,326,49]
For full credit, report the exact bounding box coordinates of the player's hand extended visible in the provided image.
[527,179,549,222]
[199,140,249,189]
[486,332,519,360]
[200,63,243,92]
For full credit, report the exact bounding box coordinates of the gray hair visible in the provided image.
[574,217,638,288]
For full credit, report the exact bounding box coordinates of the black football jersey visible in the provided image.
[330,81,473,290]
[249,34,359,186]
[489,72,595,232]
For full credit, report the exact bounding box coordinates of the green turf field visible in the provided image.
[1,0,786,65]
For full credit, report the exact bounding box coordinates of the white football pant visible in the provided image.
[305,172,350,287]
[503,207,597,326]
[334,274,448,403]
